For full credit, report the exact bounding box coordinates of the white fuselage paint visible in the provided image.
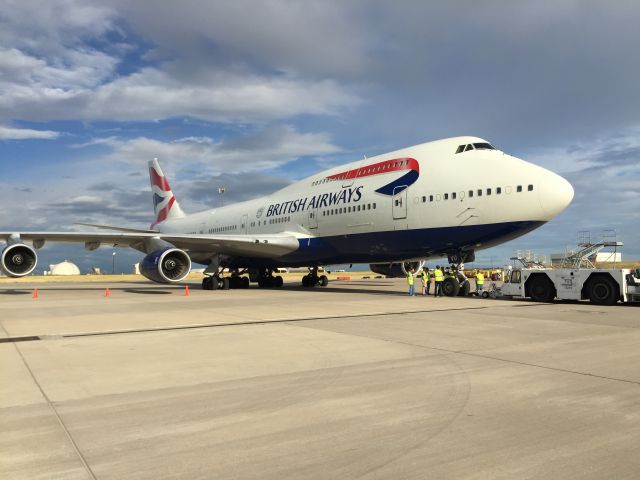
[158,136,573,266]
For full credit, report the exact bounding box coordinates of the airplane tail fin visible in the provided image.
[148,158,185,228]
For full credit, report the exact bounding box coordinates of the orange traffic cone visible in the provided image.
[32,288,39,299]
[104,287,111,298]
[184,285,190,297]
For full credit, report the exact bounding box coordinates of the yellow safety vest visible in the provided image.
[434,269,443,281]
[422,271,428,282]
[407,272,414,285]
[476,273,484,285]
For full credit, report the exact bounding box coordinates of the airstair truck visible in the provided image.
[501,267,640,305]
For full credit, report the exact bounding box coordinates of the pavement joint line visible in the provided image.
[0,303,550,342]
[443,348,640,387]
[290,321,640,388]
[16,304,505,340]
[0,321,97,480]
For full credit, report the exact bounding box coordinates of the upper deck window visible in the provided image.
[473,142,495,150]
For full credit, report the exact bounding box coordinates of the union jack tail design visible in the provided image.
[149,158,185,229]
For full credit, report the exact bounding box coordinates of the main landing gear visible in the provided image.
[257,269,284,288]
[301,267,329,288]
[201,270,250,290]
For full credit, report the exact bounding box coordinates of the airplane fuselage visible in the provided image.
[158,136,574,268]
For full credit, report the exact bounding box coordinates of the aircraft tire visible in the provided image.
[442,277,460,297]
[275,276,284,287]
[221,278,230,290]
[319,275,329,287]
[458,280,470,296]
[242,277,250,288]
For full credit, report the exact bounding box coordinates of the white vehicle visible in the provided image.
[0,136,573,291]
[501,267,640,305]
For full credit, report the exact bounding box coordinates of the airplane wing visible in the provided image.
[0,231,301,258]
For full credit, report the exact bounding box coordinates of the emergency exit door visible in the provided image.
[392,186,407,219]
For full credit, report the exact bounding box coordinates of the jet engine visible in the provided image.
[370,260,425,278]
[140,247,191,283]
[1,243,38,277]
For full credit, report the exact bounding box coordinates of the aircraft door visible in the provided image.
[241,214,248,234]
[308,208,319,229]
[392,186,408,219]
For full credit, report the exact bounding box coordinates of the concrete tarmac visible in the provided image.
[1,278,639,479]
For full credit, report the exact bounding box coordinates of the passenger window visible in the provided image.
[465,144,474,152]
[487,188,491,195]
[373,203,376,209]
[528,184,534,191]
[496,187,502,194]
[455,145,465,154]
[422,196,426,203]
[452,192,457,199]
[517,185,522,192]
[436,194,441,201]
[477,189,482,196]
[429,195,434,202]
[444,193,449,200]
[468,190,473,197]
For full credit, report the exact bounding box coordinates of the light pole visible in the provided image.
[112,251,116,275]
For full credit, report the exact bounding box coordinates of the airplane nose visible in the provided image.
[538,171,574,219]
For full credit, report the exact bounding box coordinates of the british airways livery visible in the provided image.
[0,136,573,292]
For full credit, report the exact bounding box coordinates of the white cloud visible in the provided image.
[0,125,59,140]
[81,125,341,172]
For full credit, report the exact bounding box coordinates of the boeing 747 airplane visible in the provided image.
[0,136,573,293]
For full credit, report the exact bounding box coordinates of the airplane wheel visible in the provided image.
[221,278,230,290]
[275,276,283,287]
[458,281,470,296]
[242,277,250,289]
[302,275,310,287]
[319,275,328,287]
[442,277,460,297]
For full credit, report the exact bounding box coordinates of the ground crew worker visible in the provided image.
[434,265,444,297]
[475,271,484,294]
[407,268,415,296]
[422,268,430,296]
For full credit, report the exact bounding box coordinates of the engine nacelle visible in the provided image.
[370,260,425,278]
[1,243,38,277]
[140,247,191,283]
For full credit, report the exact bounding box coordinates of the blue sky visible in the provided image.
[1,0,639,273]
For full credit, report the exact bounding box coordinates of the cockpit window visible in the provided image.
[464,144,474,152]
[473,142,495,150]
[455,145,465,154]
